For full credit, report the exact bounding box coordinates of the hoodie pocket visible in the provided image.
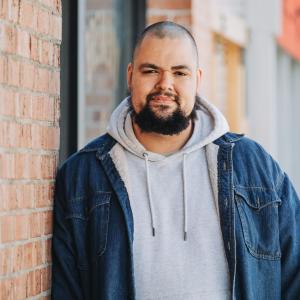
[65,192,111,268]
[234,187,281,260]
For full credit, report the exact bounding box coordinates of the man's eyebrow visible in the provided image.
[138,63,192,72]
[171,65,192,72]
[139,63,160,70]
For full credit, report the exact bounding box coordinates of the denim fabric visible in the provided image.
[51,133,300,300]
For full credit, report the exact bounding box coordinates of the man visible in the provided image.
[51,22,300,299]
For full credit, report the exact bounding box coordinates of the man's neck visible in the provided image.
[132,121,194,155]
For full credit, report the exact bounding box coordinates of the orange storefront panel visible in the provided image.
[278,0,300,61]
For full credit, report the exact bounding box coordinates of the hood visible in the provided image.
[107,96,229,159]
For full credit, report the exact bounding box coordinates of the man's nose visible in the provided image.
[155,71,174,91]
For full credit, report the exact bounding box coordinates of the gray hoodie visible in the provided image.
[107,97,231,299]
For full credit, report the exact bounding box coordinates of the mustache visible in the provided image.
[146,92,180,104]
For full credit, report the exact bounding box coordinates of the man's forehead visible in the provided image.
[135,35,197,63]
[139,34,193,49]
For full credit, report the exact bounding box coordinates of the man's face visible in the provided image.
[127,34,202,134]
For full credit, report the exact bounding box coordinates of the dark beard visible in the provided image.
[129,93,201,136]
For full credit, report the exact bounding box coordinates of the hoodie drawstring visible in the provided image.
[183,154,188,241]
[143,152,188,241]
[143,153,156,236]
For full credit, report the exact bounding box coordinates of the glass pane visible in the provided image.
[84,0,133,143]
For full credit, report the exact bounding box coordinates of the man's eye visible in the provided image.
[142,69,158,74]
[174,71,187,76]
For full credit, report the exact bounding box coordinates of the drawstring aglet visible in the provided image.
[152,227,156,237]
[184,232,187,241]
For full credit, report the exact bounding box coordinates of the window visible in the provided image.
[60,0,145,164]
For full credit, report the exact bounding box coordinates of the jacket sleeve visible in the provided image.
[51,169,84,300]
[278,173,300,298]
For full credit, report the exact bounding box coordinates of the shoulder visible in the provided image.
[216,132,284,190]
[56,134,116,185]
[59,134,115,170]
[54,133,117,200]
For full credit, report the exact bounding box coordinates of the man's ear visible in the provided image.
[196,68,202,93]
[127,63,133,92]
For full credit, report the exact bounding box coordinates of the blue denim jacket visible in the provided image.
[51,133,300,300]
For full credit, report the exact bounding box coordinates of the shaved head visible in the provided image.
[133,21,199,64]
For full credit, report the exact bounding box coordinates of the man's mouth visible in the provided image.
[151,95,174,103]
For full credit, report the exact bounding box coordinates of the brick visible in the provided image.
[46,126,60,149]
[31,94,45,120]
[20,61,35,90]
[31,123,42,148]
[0,247,13,275]
[147,15,169,25]
[0,0,8,19]
[49,70,60,94]
[49,14,62,40]
[30,211,41,237]
[42,210,53,235]
[35,67,49,92]
[7,185,18,210]
[35,268,42,295]
[54,0,62,14]
[53,43,60,67]
[18,92,32,118]
[14,274,27,300]
[0,153,15,179]
[54,96,60,124]
[148,0,191,9]
[37,8,49,35]
[8,0,20,23]
[0,23,17,53]
[19,123,32,148]
[0,185,7,211]
[0,184,17,211]
[17,28,31,58]
[42,154,57,179]
[25,268,42,297]
[35,184,52,207]
[0,215,16,243]
[41,266,51,291]
[1,278,15,300]
[12,244,24,272]
[7,57,20,86]
[30,34,39,61]
[14,153,30,179]
[19,0,35,29]
[32,240,43,266]
[0,121,18,148]
[17,184,35,209]
[0,120,8,147]
[0,184,18,211]
[23,242,33,269]
[40,39,51,65]
[0,55,8,83]
[173,14,192,29]
[15,214,30,240]
[0,88,16,116]
[26,270,35,297]
[44,238,51,263]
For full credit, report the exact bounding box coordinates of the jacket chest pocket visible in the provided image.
[234,187,281,260]
[65,192,111,268]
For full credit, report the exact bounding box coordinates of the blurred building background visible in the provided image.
[60,0,300,192]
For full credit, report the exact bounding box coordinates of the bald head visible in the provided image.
[133,21,199,64]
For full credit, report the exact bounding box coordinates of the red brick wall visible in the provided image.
[147,0,192,29]
[0,0,61,299]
